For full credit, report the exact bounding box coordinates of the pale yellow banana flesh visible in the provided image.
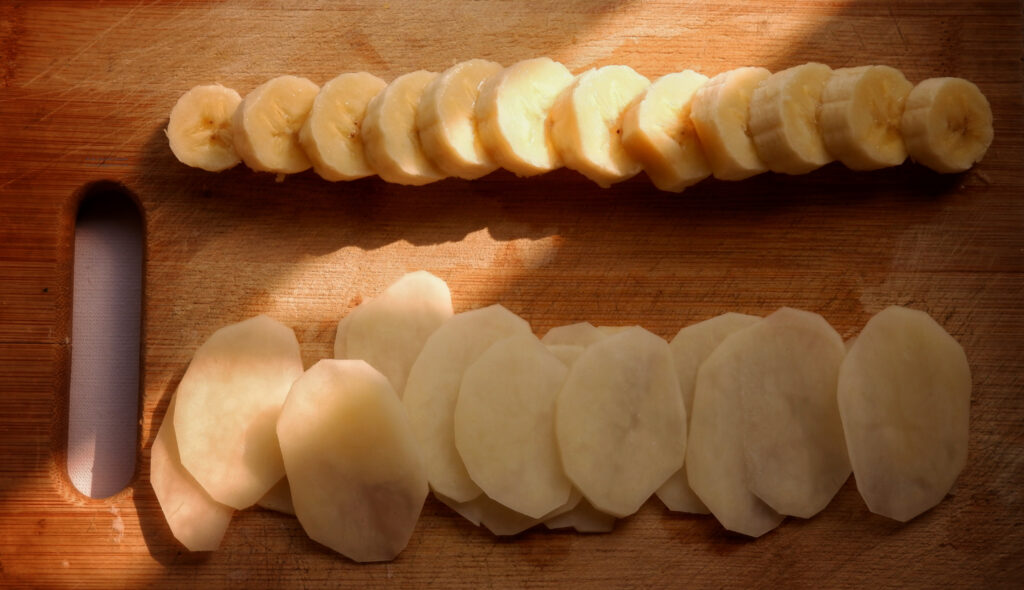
[820,65,913,171]
[550,65,651,188]
[417,59,503,180]
[166,84,242,172]
[171,61,992,186]
[690,67,772,181]
[749,63,834,175]
[621,71,710,193]
[362,70,446,186]
[475,57,575,177]
[901,77,993,174]
[232,75,320,175]
[299,72,386,182]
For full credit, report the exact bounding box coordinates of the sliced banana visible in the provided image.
[362,70,446,186]
[475,57,575,177]
[689,67,771,181]
[166,84,243,172]
[820,65,913,170]
[621,71,711,192]
[901,77,994,173]
[417,59,503,179]
[298,72,386,181]
[749,63,834,175]
[550,65,651,187]
[232,75,320,175]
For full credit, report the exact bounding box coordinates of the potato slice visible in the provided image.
[436,488,580,536]
[277,359,427,562]
[736,308,850,518]
[556,326,686,518]
[544,497,616,533]
[658,312,760,514]
[435,492,542,536]
[540,321,606,346]
[687,318,784,537]
[545,343,585,366]
[403,304,533,502]
[174,315,303,509]
[150,396,234,551]
[454,332,572,518]
[334,271,453,396]
[257,477,295,515]
[838,305,971,522]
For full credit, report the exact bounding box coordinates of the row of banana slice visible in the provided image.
[167,58,994,191]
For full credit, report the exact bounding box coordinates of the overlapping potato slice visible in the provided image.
[735,308,850,519]
[556,326,686,518]
[150,396,235,551]
[403,304,533,502]
[657,312,760,514]
[277,360,428,562]
[334,270,453,395]
[173,315,303,509]
[454,332,572,518]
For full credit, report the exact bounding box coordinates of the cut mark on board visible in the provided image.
[68,183,144,499]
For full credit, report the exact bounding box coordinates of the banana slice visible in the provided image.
[166,84,243,172]
[298,72,386,181]
[232,75,320,175]
[749,63,835,175]
[417,59,503,179]
[689,67,771,181]
[820,65,913,170]
[550,65,651,187]
[901,77,994,173]
[475,57,575,177]
[362,70,446,186]
[621,71,711,192]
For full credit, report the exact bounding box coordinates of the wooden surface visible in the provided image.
[1,1,1022,587]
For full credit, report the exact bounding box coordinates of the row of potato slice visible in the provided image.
[151,271,971,562]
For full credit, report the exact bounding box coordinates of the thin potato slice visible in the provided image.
[403,304,533,502]
[658,312,760,514]
[436,489,580,536]
[540,321,606,347]
[556,326,686,518]
[174,315,303,509]
[257,477,295,515]
[688,318,784,537]
[838,305,971,522]
[150,396,234,551]
[544,497,616,533]
[277,360,427,562]
[435,492,542,536]
[335,271,454,396]
[455,333,572,518]
[736,308,850,518]
[546,344,585,366]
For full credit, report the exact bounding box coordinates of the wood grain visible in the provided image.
[1,1,1022,587]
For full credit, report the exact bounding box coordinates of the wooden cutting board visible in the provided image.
[1,1,1022,587]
